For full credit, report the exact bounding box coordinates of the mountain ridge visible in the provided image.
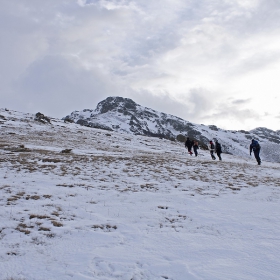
[64,96,280,163]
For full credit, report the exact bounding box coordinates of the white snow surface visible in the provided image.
[1,108,280,280]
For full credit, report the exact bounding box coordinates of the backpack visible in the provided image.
[252,140,260,150]
[216,142,221,151]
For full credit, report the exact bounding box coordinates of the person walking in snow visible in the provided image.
[208,140,216,160]
[250,139,261,165]
[215,140,222,160]
[193,140,199,157]
[185,137,194,155]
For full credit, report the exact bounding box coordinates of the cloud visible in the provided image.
[205,107,260,122]
[199,101,262,130]
[231,98,251,105]
[130,87,216,126]
[130,90,189,120]
[1,0,280,130]
[129,88,263,131]
[13,55,124,117]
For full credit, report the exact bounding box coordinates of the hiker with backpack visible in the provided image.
[193,140,199,157]
[208,140,216,160]
[250,139,261,165]
[215,140,222,160]
[185,137,194,156]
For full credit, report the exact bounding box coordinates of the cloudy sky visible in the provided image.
[1,0,280,130]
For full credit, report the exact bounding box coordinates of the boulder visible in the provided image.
[35,112,51,124]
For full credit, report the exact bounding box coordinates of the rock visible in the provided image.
[76,119,113,131]
[35,112,51,124]
[9,145,31,152]
[88,123,113,131]
[61,149,72,153]
[176,134,186,142]
[63,116,74,123]
[76,119,89,126]
[208,125,219,131]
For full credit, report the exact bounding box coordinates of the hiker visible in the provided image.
[208,140,216,160]
[215,140,222,160]
[185,137,194,155]
[193,140,199,157]
[250,139,261,165]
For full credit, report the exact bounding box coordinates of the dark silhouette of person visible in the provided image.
[185,137,194,155]
[215,140,222,160]
[250,139,261,165]
[193,141,199,157]
[208,140,216,160]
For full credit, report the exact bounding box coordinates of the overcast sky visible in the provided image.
[1,0,280,130]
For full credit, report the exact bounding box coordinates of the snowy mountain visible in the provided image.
[64,96,280,163]
[1,107,280,279]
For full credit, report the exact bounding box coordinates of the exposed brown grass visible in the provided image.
[7,196,19,202]
[29,214,51,220]
[92,224,117,231]
[51,211,60,217]
[51,220,63,227]
[15,223,33,235]
[30,195,40,200]
[38,227,51,231]
[42,158,61,163]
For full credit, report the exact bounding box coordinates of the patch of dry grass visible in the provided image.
[51,211,60,217]
[51,220,63,227]
[38,226,51,231]
[0,185,11,190]
[92,224,117,231]
[42,158,61,163]
[15,223,33,235]
[29,214,51,220]
[56,183,75,188]
[6,191,26,204]
[30,195,40,200]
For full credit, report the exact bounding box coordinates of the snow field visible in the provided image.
[0,109,280,279]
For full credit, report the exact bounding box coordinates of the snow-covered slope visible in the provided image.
[64,96,280,163]
[1,108,280,280]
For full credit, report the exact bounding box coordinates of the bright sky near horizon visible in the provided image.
[1,0,280,131]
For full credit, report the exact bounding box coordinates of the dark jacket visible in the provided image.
[250,140,260,154]
[215,141,222,153]
[185,138,193,149]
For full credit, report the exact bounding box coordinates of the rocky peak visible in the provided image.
[251,127,280,144]
[95,96,138,114]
